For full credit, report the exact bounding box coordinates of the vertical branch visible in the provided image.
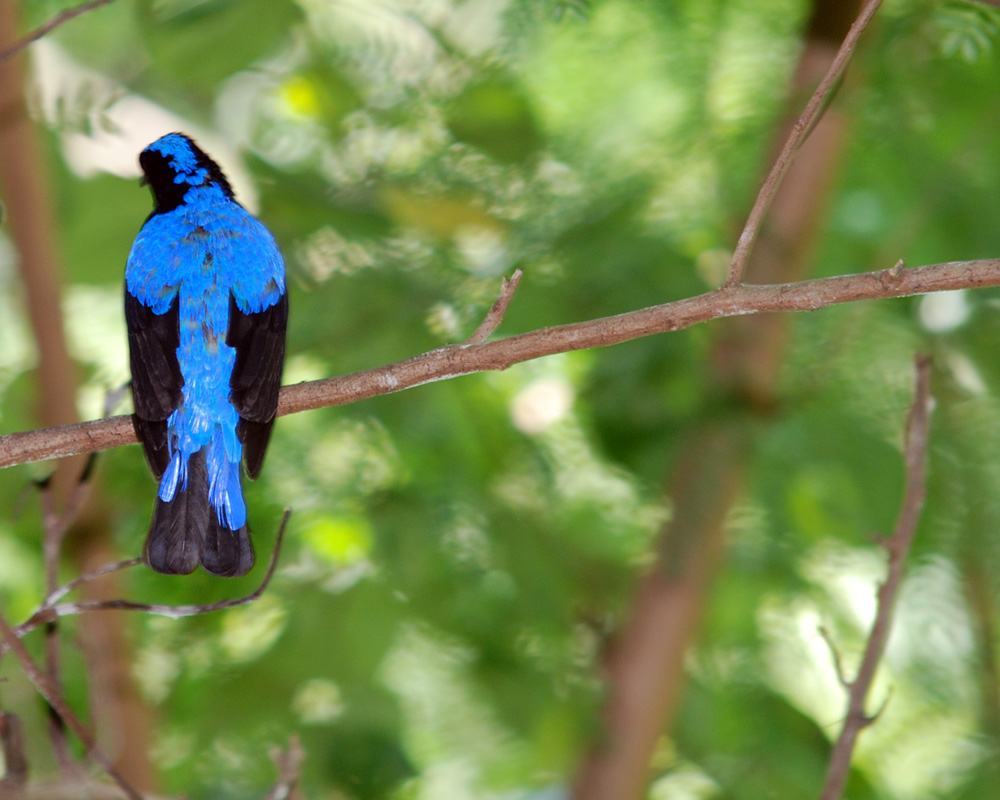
[39,477,70,770]
[571,2,861,798]
[571,427,749,800]
[0,3,155,788]
[818,355,933,800]
[38,459,97,774]
[263,737,306,800]
[0,711,28,797]
[0,0,87,772]
[0,0,82,460]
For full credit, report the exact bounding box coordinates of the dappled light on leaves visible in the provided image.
[220,594,288,663]
[292,677,345,725]
[5,0,1000,797]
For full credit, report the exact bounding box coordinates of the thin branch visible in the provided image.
[818,626,850,689]
[464,268,524,345]
[0,257,995,471]
[41,558,142,609]
[0,0,118,64]
[818,354,933,800]
[38,462,96,774]
[5,510,291,653]
[263,737,305,800]
[726,0,885,285]
[0,611,143,800]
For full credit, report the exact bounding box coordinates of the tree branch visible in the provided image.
[263,737,305,800]
[0,611,143,800]
[0,258,994,470]
[727,0,885,284]
[0,0,119,64]
[3,510,290,655]
[463,268,524,345]
[818,354,933,800]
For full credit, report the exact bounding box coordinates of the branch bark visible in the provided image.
[1,257,995,470]
[2,510,290,657]
[818,355,933,800]
[0,0,118,63]
[727,0,884,284]
[0,611,143,800]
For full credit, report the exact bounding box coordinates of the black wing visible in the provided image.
[227,290,288,479]
[125,289,183,479]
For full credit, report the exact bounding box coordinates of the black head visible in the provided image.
[138,132,235,215]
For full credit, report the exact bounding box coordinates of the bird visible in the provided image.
[125,132,287,577]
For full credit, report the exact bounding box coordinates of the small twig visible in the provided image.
[0,611,143,800]
[4,510,291,654]
[464,268,524,345]
[0,0,119,64]
[37,456,99,773]
[726,0,885,285]
[818,626,849,689]
[40,557,143,608]
[263,736,305,800]
[818,354,933,800]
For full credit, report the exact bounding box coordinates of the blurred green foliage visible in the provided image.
[3,0,1000,798]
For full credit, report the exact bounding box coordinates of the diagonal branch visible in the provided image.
[727,0,885,284]
[0,0,119,64]
[464,268,524,345]
[0,610,143,800]
[818,354,933,800]
[0,257,995,471]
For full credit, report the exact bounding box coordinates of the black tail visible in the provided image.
[143,449,254,577]
[202,518,254,577]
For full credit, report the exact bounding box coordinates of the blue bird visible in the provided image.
[125,132,287,577]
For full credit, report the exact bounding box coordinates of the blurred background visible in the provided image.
[2,0,1000,798]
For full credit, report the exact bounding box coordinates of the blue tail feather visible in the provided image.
[144,436,253,577]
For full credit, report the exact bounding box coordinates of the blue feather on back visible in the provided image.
[125,133,287,577]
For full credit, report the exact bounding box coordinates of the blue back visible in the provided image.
[126,133,286,573]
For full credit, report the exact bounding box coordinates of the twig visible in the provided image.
[4,510,291,653]
[0,611,143,800]
[0,258,996,471]
[726,0,885,285]
[818,354,933,800]
[263,737,305,800]
[40,557,143,608]
[463,268,524,345]
[38,459,97,774]
[818,626,849,688]
[0,0,119,64]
